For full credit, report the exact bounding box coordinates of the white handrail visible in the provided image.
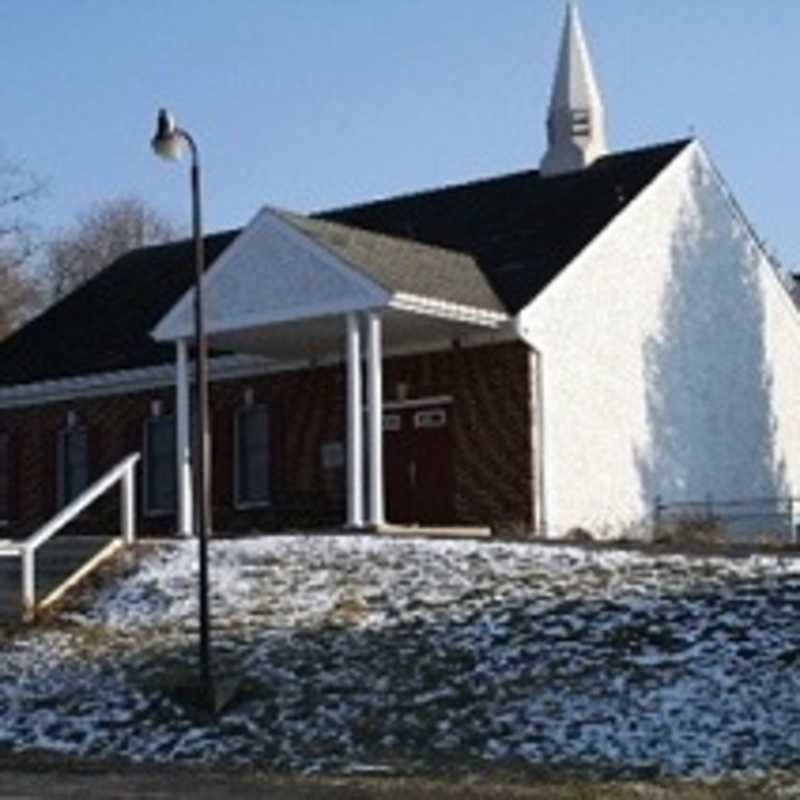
[16,452,140,620]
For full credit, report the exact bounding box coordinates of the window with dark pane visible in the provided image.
[145,416,176,514]
[0,433,9,522]
[236,406,270,505]
[570,108,591,137]
[59,427,89,505]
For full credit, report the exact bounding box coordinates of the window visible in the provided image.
[414,409,448,429]
[235,406,270,507]
[383,413,402,432]
[0,432,9,523]
[571,108,591,137]
[58,427,89,506]
[144,415,177,515]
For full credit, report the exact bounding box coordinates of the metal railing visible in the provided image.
[0,452,140,620]
[653,493,800,544]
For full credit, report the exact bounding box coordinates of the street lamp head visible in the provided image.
[151,108,186,161]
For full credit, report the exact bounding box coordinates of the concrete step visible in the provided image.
[0,536,119,623]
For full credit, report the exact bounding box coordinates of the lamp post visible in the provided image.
[151,109,213,702]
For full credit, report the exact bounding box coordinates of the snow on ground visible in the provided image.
[2,534,800,778]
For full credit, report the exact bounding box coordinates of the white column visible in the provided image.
[365,311,386,528]
[21,547,35,622]
[346,314,364,528]
[175,340,193,537]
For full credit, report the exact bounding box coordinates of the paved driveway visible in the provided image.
[0,760,547,800]
[0,767,545,800]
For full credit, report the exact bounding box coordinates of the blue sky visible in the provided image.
[3,1,800,269]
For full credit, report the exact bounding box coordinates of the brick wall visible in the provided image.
[0,341,534,537]
[383,341,534,529]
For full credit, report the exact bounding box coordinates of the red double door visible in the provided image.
[383,404,453,525]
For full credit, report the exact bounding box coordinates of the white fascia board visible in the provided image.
[0,327,519,411]
[516,140,698,329]
[153,206,391,342]
[197,296,389,339]
[389,293,509,329]
[0,355,274,410]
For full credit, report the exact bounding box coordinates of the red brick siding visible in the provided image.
[0,390,179,537]
[208,363,347,532]
[0,341,535,536]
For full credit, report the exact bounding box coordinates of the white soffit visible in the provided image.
[152,207,391,342]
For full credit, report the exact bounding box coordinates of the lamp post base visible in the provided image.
[159,672,241,719]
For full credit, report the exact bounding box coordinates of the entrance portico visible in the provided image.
[152,207,508,534]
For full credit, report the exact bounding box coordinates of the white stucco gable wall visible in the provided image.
[518,140,800,536]
[747,190,800,502]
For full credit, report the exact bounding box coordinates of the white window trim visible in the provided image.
[0,432,9,526]
[57,426,89,508]
[143,415,177,518]
[414,409,448,429]
[234,404,271,510]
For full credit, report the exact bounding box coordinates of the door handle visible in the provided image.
[409,460,417,487]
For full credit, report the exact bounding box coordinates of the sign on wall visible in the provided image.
[321,441,344,470]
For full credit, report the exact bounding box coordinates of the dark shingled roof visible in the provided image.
[279,211,504,313]
[320,139,692,314]
[0,139,690,389]
[0,231,238,388]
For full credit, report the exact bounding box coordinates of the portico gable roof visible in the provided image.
[152,207,506,344]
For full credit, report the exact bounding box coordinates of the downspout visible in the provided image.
[512,317,548,537]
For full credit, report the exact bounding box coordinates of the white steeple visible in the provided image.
[540,1,609,177]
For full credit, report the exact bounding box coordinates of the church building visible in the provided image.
[0,3,798,539]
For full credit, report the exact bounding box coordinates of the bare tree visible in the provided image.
[0,154,42,243]
[0,256,40,339]
[44,195,178,302]
[0,152,45,338]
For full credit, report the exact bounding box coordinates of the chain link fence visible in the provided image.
[653,494,800,544]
